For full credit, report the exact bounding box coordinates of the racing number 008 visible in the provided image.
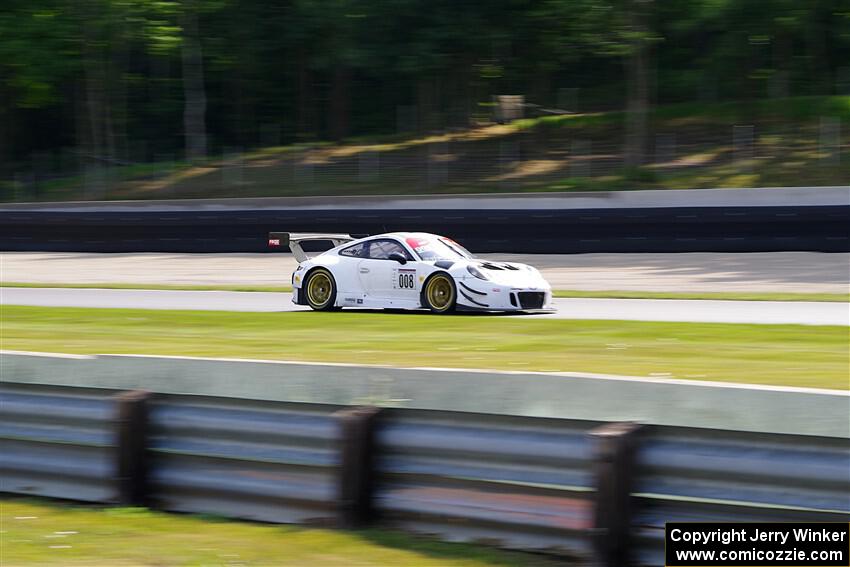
[398,272,416,289]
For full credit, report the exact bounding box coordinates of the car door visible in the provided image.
[333,240,368,299]
[358,238,419,300]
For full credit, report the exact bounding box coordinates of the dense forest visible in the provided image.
[1,0,849,196]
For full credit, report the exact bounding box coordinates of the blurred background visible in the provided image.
[2,3,849,565]
[1,0,848,202]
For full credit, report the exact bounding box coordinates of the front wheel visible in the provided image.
[304,268,337,311]
[422,273,456,314]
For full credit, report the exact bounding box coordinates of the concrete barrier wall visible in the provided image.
[4,186,849,211]
[2,187,848,253]
[2,350,847,438]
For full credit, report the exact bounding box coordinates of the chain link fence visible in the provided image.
[3,116,847,202]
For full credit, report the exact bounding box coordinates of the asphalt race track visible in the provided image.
[4,251,848,293]
[2,287,846,325]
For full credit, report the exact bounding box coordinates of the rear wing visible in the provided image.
[268,232,357,262]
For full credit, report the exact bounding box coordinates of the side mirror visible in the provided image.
[388,252,407,264]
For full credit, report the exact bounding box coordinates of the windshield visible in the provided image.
[406,235,473,261]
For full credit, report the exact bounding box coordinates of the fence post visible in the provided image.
[114,390,153,506]
[589,421,644,567]
[335,406,382,528]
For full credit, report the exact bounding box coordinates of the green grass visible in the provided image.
[3,282,847,302]
[0,499,561,566]
[515,96,850,130]
[2,305,847,389]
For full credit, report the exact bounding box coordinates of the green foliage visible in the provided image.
[2,0,848,189]
[622,165,658,183]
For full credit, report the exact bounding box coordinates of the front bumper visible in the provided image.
[456,280,554,312]
[292,286,308,305]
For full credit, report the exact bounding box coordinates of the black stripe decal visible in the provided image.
[460,290,489,307]
[459,282,487,296]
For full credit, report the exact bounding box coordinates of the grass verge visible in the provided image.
[2,282,847,303]
[2,305,847,389]
[0,499,560,566]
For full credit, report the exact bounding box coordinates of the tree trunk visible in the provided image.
[111,39,130,163]
[329,66,350,141]
[771,30,790,99]
[624,0,650,168]
[296,48,316,140]
[104,68,116,163]
[74,77,88,176]
[82,50,107,198]
[806,3,829,95]
[417,77,436,134]
[181,5,208,162]
[0,76,9,182]
[84,59,103,162]
[531,69,551,109]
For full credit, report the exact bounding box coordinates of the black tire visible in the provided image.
[303,268,338,311]
[421,272,456,314]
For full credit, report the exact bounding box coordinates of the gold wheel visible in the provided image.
[424,273,455,313]
[305,269,335,310]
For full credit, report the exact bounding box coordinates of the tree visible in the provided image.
[624,0,653,167]
[179,0,207,161]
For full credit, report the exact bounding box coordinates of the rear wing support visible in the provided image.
[268,232,357,262]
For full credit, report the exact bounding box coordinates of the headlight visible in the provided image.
[467,265,489,280]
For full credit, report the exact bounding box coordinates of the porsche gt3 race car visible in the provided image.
[269,231,554,313]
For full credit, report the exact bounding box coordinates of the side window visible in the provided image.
[366,239,411,260]
[339,242,365,257]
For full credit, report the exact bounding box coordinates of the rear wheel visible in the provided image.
[422,273,456,314]
[304,268,337,311]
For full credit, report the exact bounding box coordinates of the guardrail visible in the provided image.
[2,382,848,566]
[1,384,117,503]
[374,409,598,557]
[148,394,341,525]
[631,426,850,565]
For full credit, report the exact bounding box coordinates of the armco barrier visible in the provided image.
[631,426,850,566]
[0,383,118,502]
[2,381,848,566]
[374,409,597,557]
[148,395,341,525]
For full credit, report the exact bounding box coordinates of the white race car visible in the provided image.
[269,231,554,313]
